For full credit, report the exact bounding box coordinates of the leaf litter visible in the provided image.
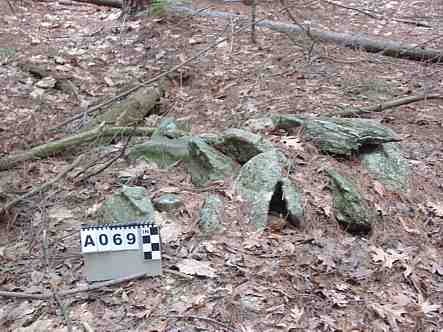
[0,0,442,330]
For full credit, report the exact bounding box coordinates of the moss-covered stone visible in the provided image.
[273,115,400,156]
[360,142,409,191]
[234,150,303,229]
[199,194,225,234]
[127,137,191,168]
[185,138,238,186]
[326,169,372,234]
[217,128,274,164]
[98,185,155,224]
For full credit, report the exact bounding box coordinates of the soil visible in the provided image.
[0,0,442,331]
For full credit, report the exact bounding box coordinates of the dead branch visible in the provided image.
[250,0,257,43]
[171,5,443,63]
[5,0,15,14]
[1,155,84,213]
[75,132,132,183]
[155,314,237,332]
[320,0,432,28]
[0,290,51,300]
[71,0,121,7]
[0,267,191,301]
[0,271,150,300]
[53,7,230,131]
[320,0,378,19]
[328,94,443,117]
[0,126,156,171]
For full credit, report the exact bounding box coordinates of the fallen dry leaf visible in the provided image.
[370,302,407,331]
[370,246,408,269]
[290,304,304,323]
[176,258,216,278]
[426,201,443,217]
[417,294,441,316]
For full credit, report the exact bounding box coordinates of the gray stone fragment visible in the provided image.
[244,117,275,132]
[273,115,400,156]
[98,185,155,224]
[127,137,190,168]
[326,169,372,234]
[151,117,188,139]
[199,194,225,234]
[153,194,184,212]
[234,150,303,229]
[360,142,409,191]
[198,133,224,146]
[217,128,274,164]
[185,138,238,186]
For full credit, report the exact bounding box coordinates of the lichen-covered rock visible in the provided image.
[278,178,304,227]
[326,169,372,234]
[153,194,183,212]
[198,133,224,146]
[273,115,400,156]
[234,150,303,229]
[98,185,155,224]
[127,137,190,168]
[199,194,225,234]
[360,142,409,191]
[217,128,274,164]
[244,117,275,132]
[151,117,190,139]
[185,138,238,186]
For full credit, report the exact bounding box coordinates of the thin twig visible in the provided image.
[5,0,15,14]
[1,154,84,212]
[52,16,236,130]
[320,0,378,19]
[320,0,432,27]
[250,0,257,43]
[52,291,73,332]
[60,272,148,297]
[279,0,309,37]
[155,314,236,332]
[329,94,443,117]
[75,130,133,183]
[0,290,50,300]
[163,268,193,280]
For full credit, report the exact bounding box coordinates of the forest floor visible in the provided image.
[0,0,442,331]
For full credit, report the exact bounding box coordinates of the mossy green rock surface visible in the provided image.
[153,194,183,212]
[217,128,274,164]
[199,194,225,234]
[98,185,155,224]
[234,150,303,229]
[128,137,190,168]
[185,138,238,186]
[273,115,400,156]
[326,169,372,234]
[360,142,409,191]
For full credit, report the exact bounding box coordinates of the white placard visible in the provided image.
[80,225,141,253]
[80,227,99,253]
[119,225,140,251]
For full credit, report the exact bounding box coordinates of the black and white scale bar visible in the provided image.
[141,224,161,260]
[80,222,161,258]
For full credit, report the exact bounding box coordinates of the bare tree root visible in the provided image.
[328,94,443,117]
